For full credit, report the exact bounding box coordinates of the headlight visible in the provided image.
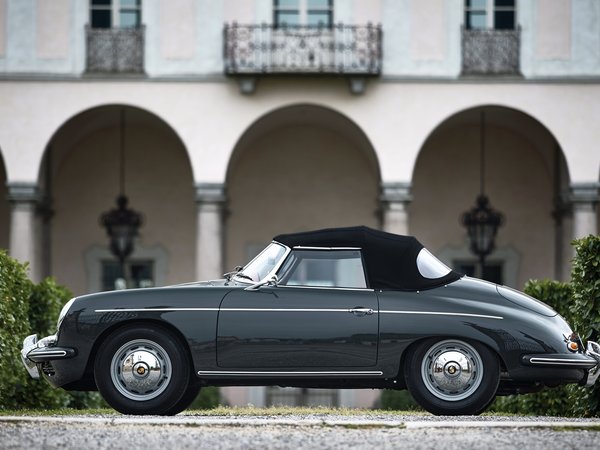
[56,297,76,332]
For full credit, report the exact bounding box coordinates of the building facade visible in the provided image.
[1,0,599,408]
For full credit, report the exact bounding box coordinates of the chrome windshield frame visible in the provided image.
[233,241,291,285]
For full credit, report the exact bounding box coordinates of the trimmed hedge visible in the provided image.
[0,251,104,410]
[0,251,34,409]
[492,235,600,417]
[569,235,600,416]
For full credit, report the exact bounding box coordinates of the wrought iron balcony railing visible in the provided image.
[462,27,520,75]
[86,26,145,74]
[224,23,382,76]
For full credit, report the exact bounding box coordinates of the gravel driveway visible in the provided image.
[1,414,599,449]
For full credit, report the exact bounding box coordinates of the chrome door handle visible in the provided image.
[349,307,374,316]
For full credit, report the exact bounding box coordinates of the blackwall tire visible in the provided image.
[94,325,192,415]
[162,383,201,416]
[404,338,500,415]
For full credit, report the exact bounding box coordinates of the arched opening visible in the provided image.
[39,105,195,295]
[0,151,9,250]
[226,104,381,270]
[411,105,571,288]
[224,104,381,408]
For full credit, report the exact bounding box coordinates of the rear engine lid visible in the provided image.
[497,285,557,317]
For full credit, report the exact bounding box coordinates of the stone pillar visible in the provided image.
[380,182,412,235]
[195,183,226,281]
[7,182,42,282]
[570,183,599,239]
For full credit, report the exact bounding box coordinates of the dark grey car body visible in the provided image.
[21,226,600,415]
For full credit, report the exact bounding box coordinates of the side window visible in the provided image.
[279,250,367,288]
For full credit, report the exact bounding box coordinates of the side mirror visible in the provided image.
[244,275,279,291]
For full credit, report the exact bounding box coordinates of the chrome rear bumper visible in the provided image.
[20,334,76,380]
[521,340,600,387]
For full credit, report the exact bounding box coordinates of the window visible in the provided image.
[90,0,141,29]
[465,0,515,30]
[453,260,503,285]
[279,250,367,288]
[274,0,333,27]
[102,260,154,291]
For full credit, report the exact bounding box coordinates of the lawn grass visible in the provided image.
[0,406,427,417]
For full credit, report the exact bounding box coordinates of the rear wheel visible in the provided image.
[404,338,499,415]
[94,325,192,415]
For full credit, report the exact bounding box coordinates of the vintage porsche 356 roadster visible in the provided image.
[21,226,600,415]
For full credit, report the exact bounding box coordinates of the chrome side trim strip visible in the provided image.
[379,310,504,320]
[529,357,596,366]
[197,370,383,376]
[95,308,219,313]
[221,308,357,313]
[278,285,374,292]
[96,308,372,313]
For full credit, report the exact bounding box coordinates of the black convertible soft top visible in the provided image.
[274,226,461,291]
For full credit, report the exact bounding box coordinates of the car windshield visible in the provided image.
[235,242,288,283]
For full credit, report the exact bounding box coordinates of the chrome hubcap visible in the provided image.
[421,340,483,402]
[110,339,172,401]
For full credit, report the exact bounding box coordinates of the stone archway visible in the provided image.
[225,104,381,271]
[411,105,571,287]
[40,105,195,294]
[223,103,381,409]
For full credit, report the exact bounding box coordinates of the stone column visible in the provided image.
[570,182,599,239]
[380,182,412,235]
[7,182,42,282]
[195,183,226,281]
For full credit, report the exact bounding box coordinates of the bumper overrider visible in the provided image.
[522,341,600,387]
[20,334,76,380]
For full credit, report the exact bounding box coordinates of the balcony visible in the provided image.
[86,26,145,74]
[224,23,382,93]
[462,27,520,76]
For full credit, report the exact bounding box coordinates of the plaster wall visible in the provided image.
[0,0,6,57]
[382,0,462,77]
[411,124,555,288]
[36,0,70,59]
[145,0,223,76]
[521,0,600,77]
[50,121,195,295]
[0,0,85,73]
[0,80,598,187]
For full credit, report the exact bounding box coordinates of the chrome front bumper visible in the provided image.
[585,340,600,387]
[20,334,75,380]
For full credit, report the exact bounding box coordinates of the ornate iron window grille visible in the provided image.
[86,25,145,74]
[224,23,382,75]
[461,26,520,75]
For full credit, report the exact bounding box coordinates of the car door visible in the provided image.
[217,249,379,368]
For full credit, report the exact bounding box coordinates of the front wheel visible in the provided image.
[404,338,499,415]
[94,325,193,415]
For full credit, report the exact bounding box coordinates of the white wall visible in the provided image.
[1,80,599,187]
